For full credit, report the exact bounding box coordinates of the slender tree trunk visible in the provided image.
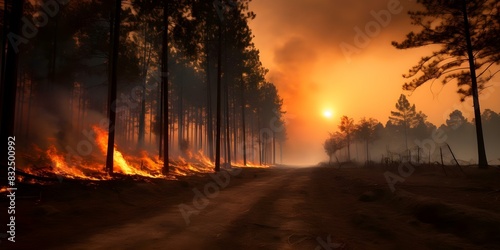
[177,76,183,148]
[272,132,276,165]
[149,92,153,145]
[162,0,169,173]
[138,24,151,150]
[251,115,255,163]
[224,69,231,166]
[159,78,163,158]
[462,0,488,167]
[215,18,222,172]
[206,60,214,160]
[240,75,247,166]
[232,90,237,163]
[106,0,122,175]
[138,80,146,149]
[257,116,262,165]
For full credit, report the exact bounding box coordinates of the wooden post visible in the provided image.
[440,147,447,176]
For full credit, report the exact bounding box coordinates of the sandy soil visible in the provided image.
[2,164,500,249]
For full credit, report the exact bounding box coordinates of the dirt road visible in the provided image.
[4,165,500,249]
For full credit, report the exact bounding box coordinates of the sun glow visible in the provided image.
[323,109,333,119]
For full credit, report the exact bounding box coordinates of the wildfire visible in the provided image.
[46,144,102,180]
[19,124,268,182]
[92,125,165,178]
[234,162,269,168]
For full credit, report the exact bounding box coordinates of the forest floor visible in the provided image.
[2,163,500,249]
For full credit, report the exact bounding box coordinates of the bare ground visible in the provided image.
[2,164,500,249]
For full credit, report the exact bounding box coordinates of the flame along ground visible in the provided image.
[17,125,267,182]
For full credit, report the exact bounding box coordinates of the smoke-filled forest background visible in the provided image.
[1,0,286,178]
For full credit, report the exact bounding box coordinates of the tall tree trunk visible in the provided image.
[251,115,255,163]
[272,132,276,165]
[224,69,231,166]
[138,81,146,149]
[1,0,23,172]
[240,75,247,166]
[162,0,169,173]
[206,58,214,160]
[178,83,184,149]
[105,0,122,175]
[138,24,151,150]
[205,16,214,161]
[462,0,488,167]
[149,91,153,145]
[159,78,163,158]
[215,18,222,172]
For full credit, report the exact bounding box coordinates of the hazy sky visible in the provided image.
[248,0,500,165]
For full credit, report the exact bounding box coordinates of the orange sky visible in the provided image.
[248,0,500,165]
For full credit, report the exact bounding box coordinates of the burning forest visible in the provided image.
[1,0,284,187]
[2,0,500,249]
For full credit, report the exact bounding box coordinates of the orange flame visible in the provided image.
[92,125,164,178]
[19,124,268,182]
[46,144,103,180]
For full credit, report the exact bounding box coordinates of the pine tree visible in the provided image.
[389,94,417,155]
[392,0,496,167]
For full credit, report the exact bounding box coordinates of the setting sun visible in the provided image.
[323,110,333,119]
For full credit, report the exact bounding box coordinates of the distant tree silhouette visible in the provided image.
[481,109,500,163]
[324,132,345,165]
[446,110,468,129]
[354,117,380,164]
[338,116,354,161]
[412,111,435,144]
[389,94,417,154]
[392,0,498,167]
